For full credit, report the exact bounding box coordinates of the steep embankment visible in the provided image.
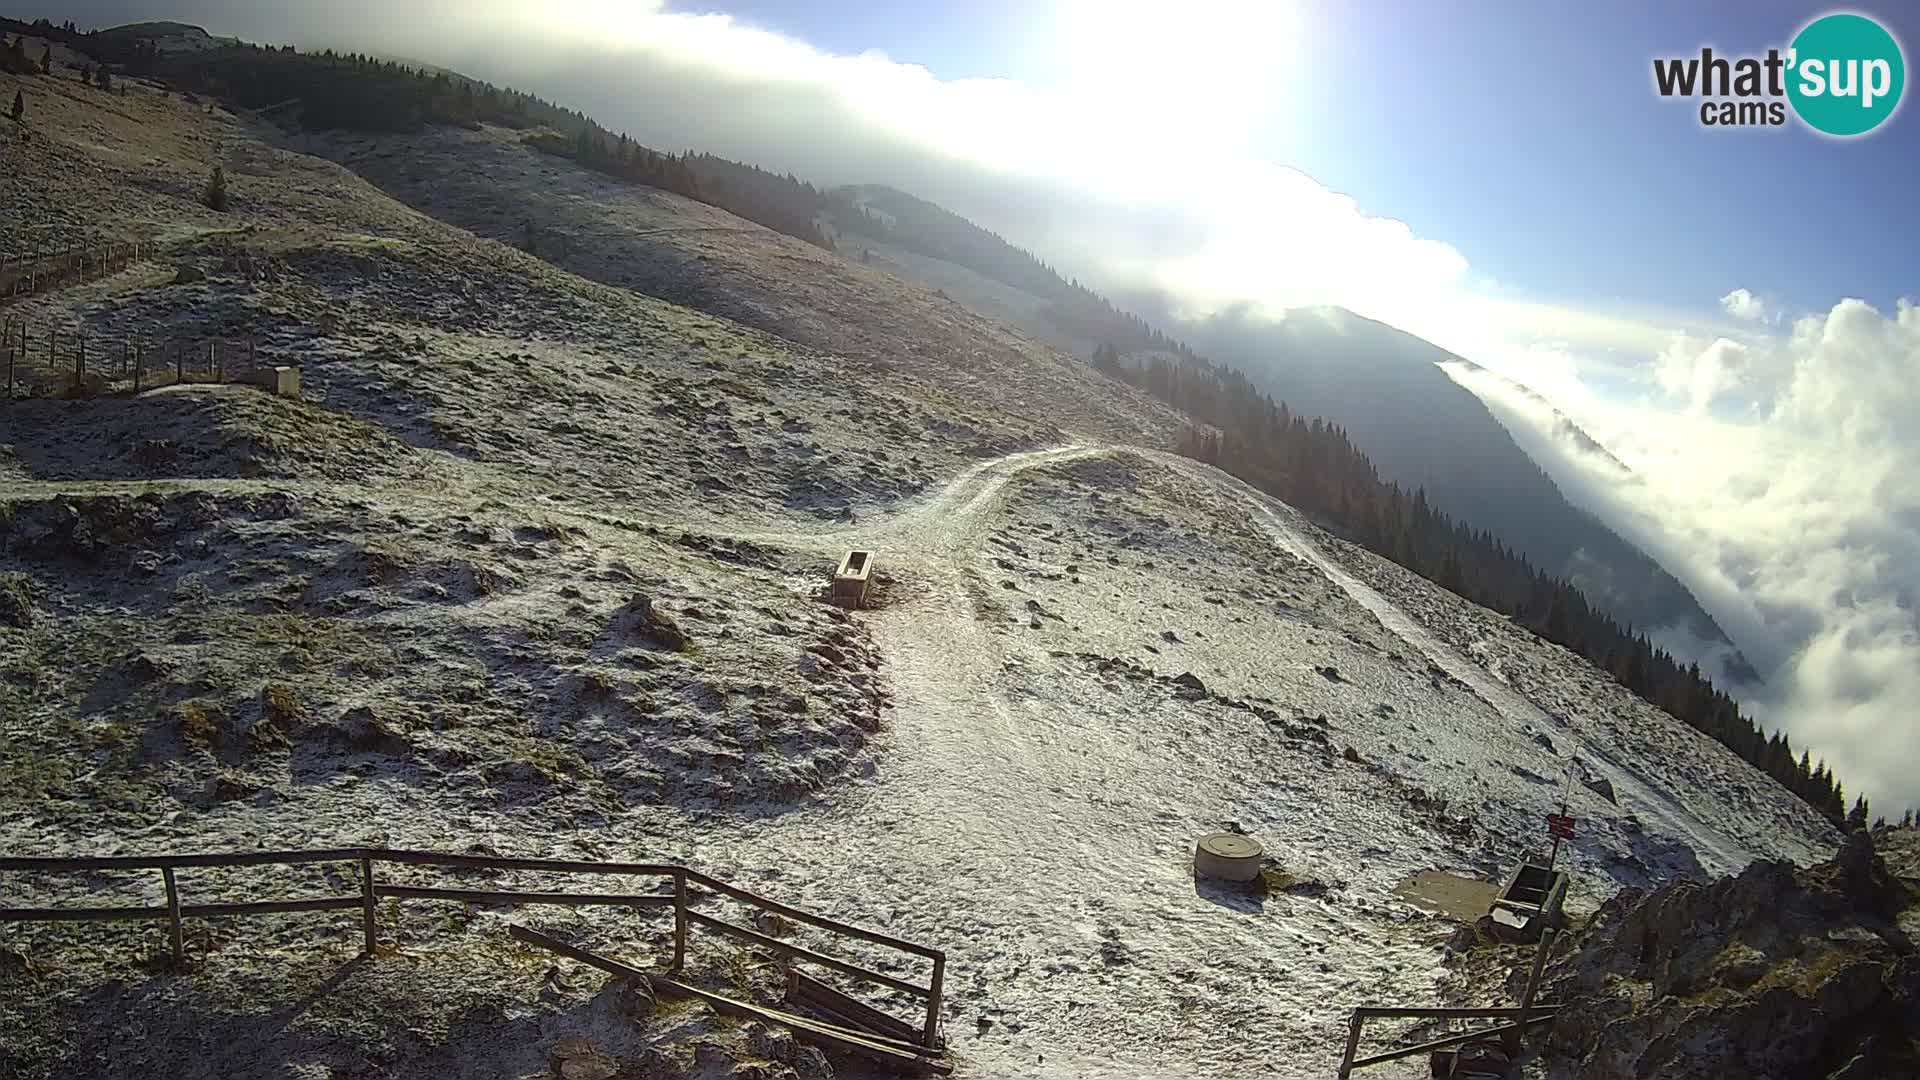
[0,51,1837,1080]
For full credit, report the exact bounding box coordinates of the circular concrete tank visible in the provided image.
[1194,833,1264,881]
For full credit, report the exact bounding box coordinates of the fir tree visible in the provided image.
[41,46,52,74]
[203,165,228,212]
[94,64,112,91]
[8,89,21,122]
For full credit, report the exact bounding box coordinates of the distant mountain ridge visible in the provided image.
[826,185,1755,684]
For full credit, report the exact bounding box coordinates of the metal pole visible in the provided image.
[162,867,185,967]
[360,857,378,956]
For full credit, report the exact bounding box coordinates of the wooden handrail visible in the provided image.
[689,910,930,998]
[1335,1004,1559,1077]
[0,846,947,1049]
[685,866,942,960]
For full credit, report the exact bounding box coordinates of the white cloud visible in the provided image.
[1721,287,1768,322]
[1452,299,1920,817]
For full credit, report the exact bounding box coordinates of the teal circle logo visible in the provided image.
[1787,13,1905,136]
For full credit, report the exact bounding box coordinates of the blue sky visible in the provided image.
[710,1,1916,318]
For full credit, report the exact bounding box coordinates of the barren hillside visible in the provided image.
[0,58,1838,1080]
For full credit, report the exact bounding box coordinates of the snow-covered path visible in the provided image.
[2,442,1815,1078]
[688,445,1454,1080]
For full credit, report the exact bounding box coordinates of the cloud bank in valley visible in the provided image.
[1447,302,1920,817]
[101,0,1919,814]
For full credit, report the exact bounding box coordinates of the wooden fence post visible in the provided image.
[672,868,689,972]
[162,867,185,967]
[1338,1011,1364,1079]
[133,342,143,393]
[175,340,184,384]
[76,334,86,395]
[923,953,946,1049]
[1507,929,1558,1056]
[208,341,216,383]
[360,857,378,957]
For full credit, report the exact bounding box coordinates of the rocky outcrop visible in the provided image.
[1540,830,1920,1078]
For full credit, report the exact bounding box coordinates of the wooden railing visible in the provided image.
[1,316,269,400]
[0,847,945,1050]
[1336,1004,1560,1076]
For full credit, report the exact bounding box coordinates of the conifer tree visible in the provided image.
[1847,795,1870,833]
[9,89,21,122]
[204,165,228,211]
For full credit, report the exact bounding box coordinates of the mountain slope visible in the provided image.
[0,38,1839,1080]
[825,186,1756,684]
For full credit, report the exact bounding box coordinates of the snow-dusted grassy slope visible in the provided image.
[0,66,1835,1080]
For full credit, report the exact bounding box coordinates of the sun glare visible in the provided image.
[1051,0,1300,144]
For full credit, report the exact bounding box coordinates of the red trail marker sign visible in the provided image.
[1546,814,1576,840]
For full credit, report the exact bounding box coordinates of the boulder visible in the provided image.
[625,594,690,651]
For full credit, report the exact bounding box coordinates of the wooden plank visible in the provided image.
[162,867,184,966]
[1,895,366,922]
[684,869,942,961]
[1348,1019,1547,1069]
[1351,1005,1559,1019]
[1509,928,1559,1055]
[509,923,650,979]
[376,884,673,908]
[652,975,951,1074]
[509,927,949,1075]
[368,849,680,878]
[689,911,928,997]
[0,848,677,877]
[1337,1011,1364,1079]
[672,868,689,972]
[0,848,369,872]
[360,857,378,956]
[0,904,172,922]
[788,969,922,1046]
[923,952,945,1049]
[181,896,364,918]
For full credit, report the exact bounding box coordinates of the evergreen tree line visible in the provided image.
[2,19,834,248]
[1097,345,1860,829]
[527,127,833,249]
